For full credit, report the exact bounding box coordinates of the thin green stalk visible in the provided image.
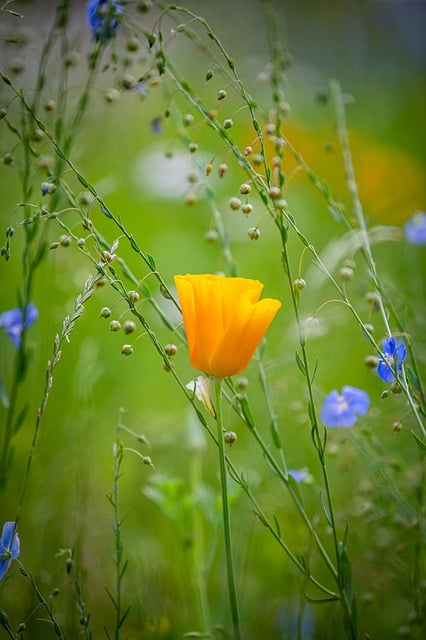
[213,377,242,640]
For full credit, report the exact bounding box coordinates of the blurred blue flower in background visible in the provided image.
[321,386,370,428]
[0,303,38,348]
[87,0,123,42]
[404,211,426,245]
[288,469,308,483]
[0,522,20,580]
[377,336,407,382]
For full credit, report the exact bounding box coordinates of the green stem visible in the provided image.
[213,377,242,640]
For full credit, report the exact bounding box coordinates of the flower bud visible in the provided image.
[100,306,112,318]
[183,113,194,126]
[0,108,7,119]
[204,229,218,243]
[224,431,237,446]
[127,36,140,52]
[64,51,80,67]
[185,192,197,205]
[205,68,214,81]
[340,266,354,281]
[123,320,137,334]
[268,186,281,199]
[364,355,379,369]
[6,226,14,237]
[205,163,213,176]
[235,376,248,392]
[244,145,252,156]
[248,227,260,240]
[294,278,306,290]
[128,290,139,302]
[77,238,85,246]
[252,153,263,166]
[3,153,13,165]
[78,191,94,206]
[390,382,402,394]
[17,623,26,634]
[121,344,133,356]
[223,118,233,129]
[121,74,137,90]
[217,89,227,100]
[10,57,24,74]
[105,88,120,103]
[239,183,251,195]
[229,197,241,211]
[241,203,253,215]
[187,170,198,184]
[109,320,121,332]
[392,421,402,433]
[218,163,228,177]
[164,343,177,356]
[59,235,71,247]
[188,142,198,153]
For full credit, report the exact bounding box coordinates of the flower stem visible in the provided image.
[213,377,242,640]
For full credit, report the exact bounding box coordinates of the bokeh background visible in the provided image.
[0,1,425,638]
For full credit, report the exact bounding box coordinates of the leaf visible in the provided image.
[145,252,156,270]
[320,491,333,527]
[0,378,9,409]
[305,594,339,604]
[239,395,254,429]
[273,514,281,537]
[295,351,306,375]
[411,430,426,451]
[13,403,29,434]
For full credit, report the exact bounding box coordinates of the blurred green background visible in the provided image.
[0,1,425,638]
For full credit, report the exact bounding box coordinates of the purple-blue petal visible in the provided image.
[341,386,370,415]
[395,342,407,364]
[321,390,357,428]
[382,336,396,356]
[0,522,19,580]
[288,469,307,483]
[0,522,20,559]
[0,303,38,348]
[377,359,396,382]
[404,212,426,245]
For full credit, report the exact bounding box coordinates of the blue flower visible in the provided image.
[0,303,38,348]
[321,386,370,428]
[288,469,308,483]
[404,211,426,245]
[151,116,162,133]
[377,336,407,383]
[87,0,122,42]
[0,522,20,580]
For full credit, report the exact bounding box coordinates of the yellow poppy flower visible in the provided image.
[174,274,282,378]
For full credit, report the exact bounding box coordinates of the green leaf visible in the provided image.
[320,491,332,527]
[0,378,9,409]
[145,252,156,270]
[295,351,306,375]
[411,430,426,451]
[239,395,254,429]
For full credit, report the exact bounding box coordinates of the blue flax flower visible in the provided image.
[288,469,308,483]
[404,211,426,245]
[377,336,406,383]
[0,522,20,580]
[0,303,38,348]
[321,386,370,428]
[87,0,123,42]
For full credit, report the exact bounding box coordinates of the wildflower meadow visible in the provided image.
[0,1,425,638]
